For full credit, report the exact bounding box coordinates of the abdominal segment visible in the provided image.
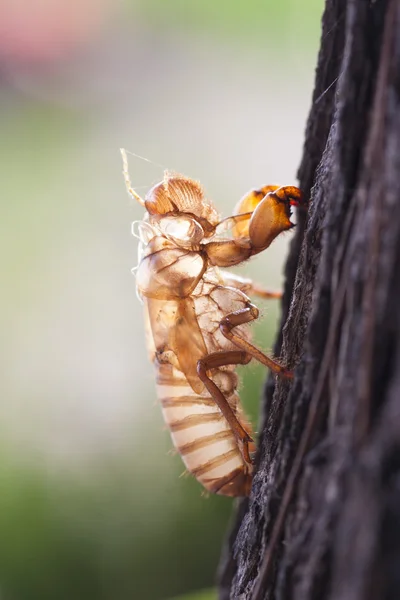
[156,363,253,496]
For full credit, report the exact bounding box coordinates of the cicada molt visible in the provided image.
[121,150,305,496]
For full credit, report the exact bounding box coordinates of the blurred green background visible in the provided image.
[0,1,322,599]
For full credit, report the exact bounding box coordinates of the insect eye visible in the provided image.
[160,216,204,244]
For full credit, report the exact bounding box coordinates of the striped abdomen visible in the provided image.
[156,363,253,496]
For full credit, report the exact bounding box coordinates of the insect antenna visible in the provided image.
[123,149,168,171]
[121,148,166,206]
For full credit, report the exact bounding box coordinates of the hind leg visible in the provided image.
[197,350,254,464]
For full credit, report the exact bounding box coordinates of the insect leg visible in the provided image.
[267,185,304,206]
[248,284,282,300]
[220,271,282,300]
[233,185,281,217]
[197,350,254,464]
[220,303,293,379]
[120,148,146,206]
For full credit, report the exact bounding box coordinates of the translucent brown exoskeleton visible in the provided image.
[121,150,306,497]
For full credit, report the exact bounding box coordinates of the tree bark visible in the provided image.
[218,1,400,599]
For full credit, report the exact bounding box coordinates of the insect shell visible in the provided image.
[122,151,305,497]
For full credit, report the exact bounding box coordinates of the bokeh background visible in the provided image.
[0,1,322,599]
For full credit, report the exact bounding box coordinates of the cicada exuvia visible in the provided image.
[121,150,306,497]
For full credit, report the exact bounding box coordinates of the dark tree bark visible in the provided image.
[219,1,400,599]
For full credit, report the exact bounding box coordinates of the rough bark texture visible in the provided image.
[219,0,400,599]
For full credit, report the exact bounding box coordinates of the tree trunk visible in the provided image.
[218,1,400,599]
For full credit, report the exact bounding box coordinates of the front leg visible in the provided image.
[204,185,305,267]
